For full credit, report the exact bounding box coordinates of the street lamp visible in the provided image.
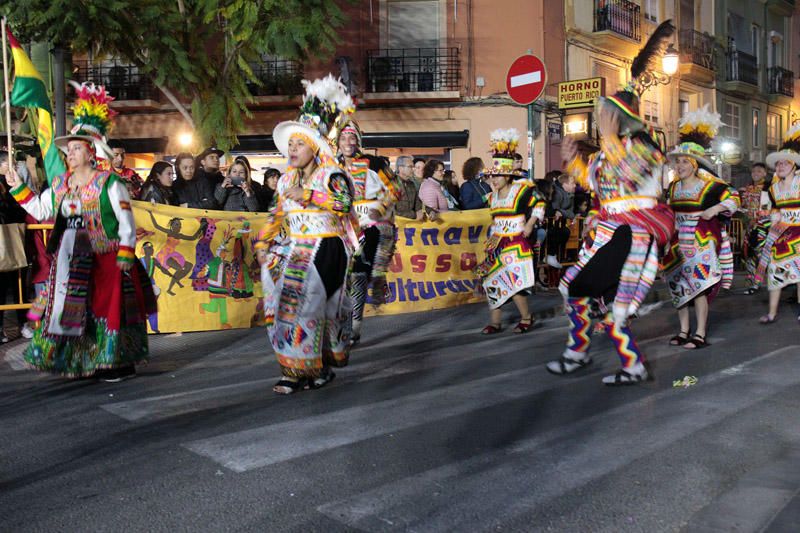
[178,132,194,148]
[636,44,679,95]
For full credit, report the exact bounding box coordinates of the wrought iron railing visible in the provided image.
[366,48,460,93]
[726,45,759,86]
[247,59,304,96]
[678,29,715,70]
[594,0,641,42]
[768,66,794,97]
[71,61,160,100]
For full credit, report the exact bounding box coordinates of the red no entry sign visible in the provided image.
[506,54,547,105]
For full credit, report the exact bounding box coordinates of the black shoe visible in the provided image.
[101,365,137,383]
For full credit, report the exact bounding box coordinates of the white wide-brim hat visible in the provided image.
[765,149,800,169]
[272,121,334,160]
[54,125,114,160]
[667,144,715,174]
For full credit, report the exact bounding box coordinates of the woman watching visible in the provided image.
[141,161,177,205]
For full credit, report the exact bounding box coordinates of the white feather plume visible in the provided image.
[678,103,723,138]
[301,74,354,112]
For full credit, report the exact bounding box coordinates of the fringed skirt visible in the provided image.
[25,227,153,377]
[262,235,352,378]
[661,217,733,308]
[756,223,800,290]
[477,234,535,309]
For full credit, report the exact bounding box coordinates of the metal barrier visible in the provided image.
[0,223,53,312]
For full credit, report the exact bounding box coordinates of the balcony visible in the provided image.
[247,59,304,103]
[72,61,161,107]
[363,48,461,103]
[768,66,794,103]
[591,0,641,55]
[678,30,715,84]
[724,46,759,96]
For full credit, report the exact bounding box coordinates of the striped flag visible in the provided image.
[6,28,66,182]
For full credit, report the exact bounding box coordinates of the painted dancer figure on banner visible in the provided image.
[660,106,740,350]
[475,128,545,335]
[7,83,155,381]
[190,217,216,291]
[149,211,203,295]
[199,237,234,330]
[140,241,170,333]
[229,222,255,299]
[337,120,401,346]
[256,75,359,395]
[545,21,677,386]
[754,123,800,323]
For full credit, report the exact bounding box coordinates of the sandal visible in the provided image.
[306,370,335,390]
[759,314,777,325]
[273,378,305,395]
[546,355,593,375]
[684,334,708,350]
[669,331,690,346]
[481,324,503,335]
[512,315,536,334]
[602,368,648,386]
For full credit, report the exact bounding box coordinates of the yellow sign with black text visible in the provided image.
[557,77,605,109]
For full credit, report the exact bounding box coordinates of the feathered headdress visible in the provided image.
[273,74,355,158]
[766,122,800,169]
[597,20,675,134]
[486,128,521,176]
[668,104,722,173]
[54,81,116,159]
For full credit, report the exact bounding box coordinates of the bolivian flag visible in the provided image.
[6,28,65,182]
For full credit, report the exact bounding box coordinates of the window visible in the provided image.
[767,112,781,148]
[593,61,621,92]
[752,109,760,148]
[386,0,440,49]
[643,100,659,124]
[723,102,741,140]
[751,25,761,64]
[768,32,783,69]
[644,0,658,23]
[679,99,689,119]
[679,0,695,31]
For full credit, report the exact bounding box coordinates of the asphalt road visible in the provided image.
[1,283,800,532]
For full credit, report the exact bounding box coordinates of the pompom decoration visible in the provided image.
[68,81,117,137]
[677,104,722,149]
[298,74,355,143]
[780,122,800,153]
[489,128,520,157]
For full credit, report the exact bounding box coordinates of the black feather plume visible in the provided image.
[631,20,676,79]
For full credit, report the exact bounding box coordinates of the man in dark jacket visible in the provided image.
[545,173,576,268]
[194,147,225,186]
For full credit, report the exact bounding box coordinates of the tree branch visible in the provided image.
[154,81,195,129]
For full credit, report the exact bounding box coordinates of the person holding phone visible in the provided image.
[214,160,263,212]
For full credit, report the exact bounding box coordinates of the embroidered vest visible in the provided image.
[51,170,120,253]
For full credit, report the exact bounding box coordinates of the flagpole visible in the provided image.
[1,17,13,158]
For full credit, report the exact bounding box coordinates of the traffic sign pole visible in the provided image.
[506,53,547,180]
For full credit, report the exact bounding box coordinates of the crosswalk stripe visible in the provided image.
[316,346,800,531]
[180,335,723,473]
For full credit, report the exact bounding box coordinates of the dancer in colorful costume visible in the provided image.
[661,105,740,349]
[477,128,545,334]
[545,21,676,385]
[7,83,154,381]
[739,163,771,294]
[755,123,800,323]
[256,75,359,394]
[337,120,400,346]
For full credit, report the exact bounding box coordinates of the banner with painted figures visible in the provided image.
[132,202,493,333]
[133,201,268,333]
[366,209,492,316]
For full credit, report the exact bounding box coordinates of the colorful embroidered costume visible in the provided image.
[258,75,359,382]
[547,19,677,385]
[661,106,740,308]
[740,183,771,286]
[755,173,800,290]
[11,171,153,376]
[340,122,401,341]
[477,181,545,308]
[661,178,739,306]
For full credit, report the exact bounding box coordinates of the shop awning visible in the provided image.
[233,130,470,152]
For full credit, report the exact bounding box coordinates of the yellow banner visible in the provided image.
[133,201,492,332]
[366,209,492,316]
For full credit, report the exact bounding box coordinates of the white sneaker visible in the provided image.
[546,255,562,269]
[21,324,35,339]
